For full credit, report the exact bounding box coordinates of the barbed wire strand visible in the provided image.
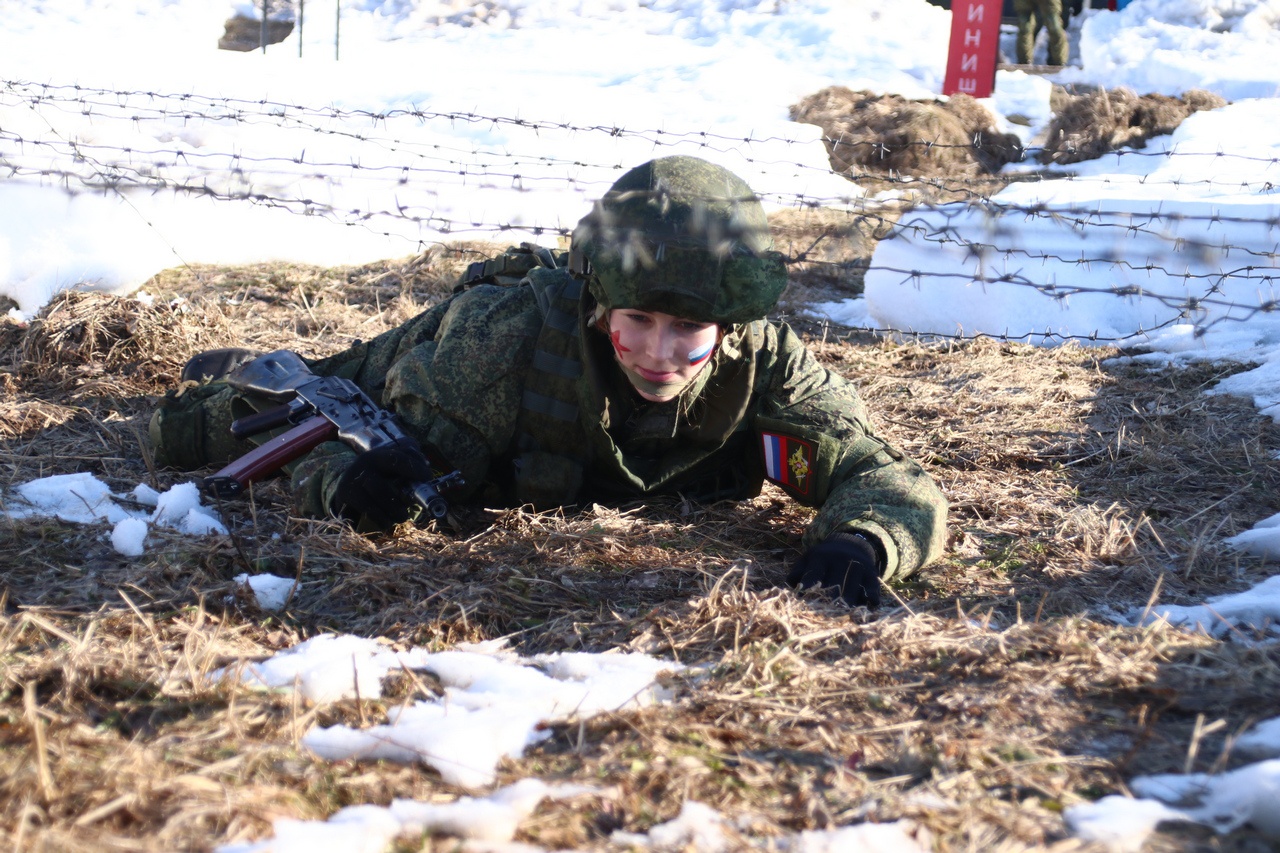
[5,79,1280,345]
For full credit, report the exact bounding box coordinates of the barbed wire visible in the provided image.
[810,296,1280,346]
[6,129,1278,236]
[12,150,1278,285]
[8,78,1280,191]
[13,77,1280,165]
[885,209,1280,266]
[5,78,1280,347]
[805,320,1168,346]
[0,129,605,193]
[5,157,1274,333]
[5,147,1275,257]
[10,162,1275,292]
[871,264,1276,310]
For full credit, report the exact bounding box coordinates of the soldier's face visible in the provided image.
[608,309,720,402]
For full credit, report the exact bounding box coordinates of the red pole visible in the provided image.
[942,0,1003,98]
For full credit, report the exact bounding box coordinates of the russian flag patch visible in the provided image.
[761,432,814,496]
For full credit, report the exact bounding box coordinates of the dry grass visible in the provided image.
[2,231,1280,852]
[788,88,1026,197]
[775,88,1037,306]
[768,205,909,305]
[1039,87,1228,166]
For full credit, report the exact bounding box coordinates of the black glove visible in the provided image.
[332,440,434,532]
[787,531,883,608]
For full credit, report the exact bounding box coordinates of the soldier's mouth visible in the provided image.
[635,366,676,382]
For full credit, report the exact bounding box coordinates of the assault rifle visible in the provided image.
[202,350,463,520]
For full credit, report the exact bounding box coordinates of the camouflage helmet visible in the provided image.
[570,156,788,325]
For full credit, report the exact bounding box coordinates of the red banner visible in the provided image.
[942,0,1002,98]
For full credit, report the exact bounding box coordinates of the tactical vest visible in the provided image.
[456,245,591,508]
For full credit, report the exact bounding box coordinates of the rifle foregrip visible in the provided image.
[203,416,338,498]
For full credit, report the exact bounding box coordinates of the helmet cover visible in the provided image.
[572,156,787,324]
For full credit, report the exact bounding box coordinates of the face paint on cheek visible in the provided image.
[610,330,632,354]
[687,341,714,365]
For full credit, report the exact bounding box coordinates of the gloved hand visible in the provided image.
[331,440,435,532]
[787,531,883,608]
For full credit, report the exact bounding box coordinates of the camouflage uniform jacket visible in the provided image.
[280,267,947,582]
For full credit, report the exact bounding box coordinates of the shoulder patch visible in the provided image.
[761,431,813,497]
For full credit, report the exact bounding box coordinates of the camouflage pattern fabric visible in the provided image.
[573,156,788,325]
[1014,0,1068,66]
[149,271,948,582]
[747,321,946,580]
[149,380,259,472]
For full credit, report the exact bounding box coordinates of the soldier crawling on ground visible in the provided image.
[150,156,949,608]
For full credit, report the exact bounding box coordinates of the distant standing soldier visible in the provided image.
[1015,0,1069,66]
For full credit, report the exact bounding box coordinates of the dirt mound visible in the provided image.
[1039,87,1227,165]
[789,86,1025,180]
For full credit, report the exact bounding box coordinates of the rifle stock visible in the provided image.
[204,416,337,498]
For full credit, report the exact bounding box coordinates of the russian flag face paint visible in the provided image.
[606,308,720,402]
[687,341,714,365]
